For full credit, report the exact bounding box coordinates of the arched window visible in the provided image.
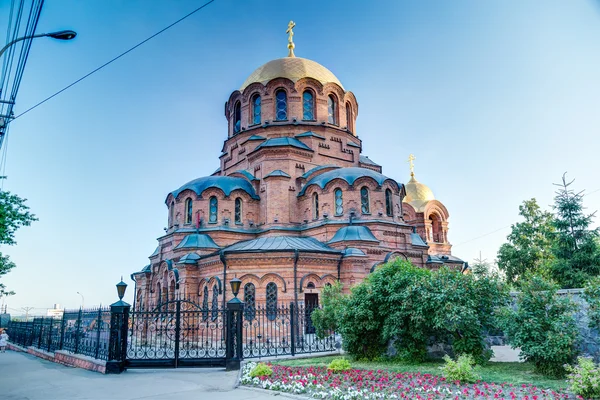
[327,95,337,124]
[185,198,193,224]
[302,90,314,120]
[233,101,241,134]
[266,282,278,321]
[346,102,353,132]
[202,286,209,321]
[430,214,443,243]
[156,283,162,306]
[334,188,343,216]
[360,187,370,214]
[326,282,332,288]
[234,197,242,225]
[243,283,256,320]
[312,192,319,219]
[252,94,261,125]
[169,201,175,227]
[209,196,218,224]
[211,285,219,321]
[307,282,315,289]
[275,90,287,121]
[385,189,393,217]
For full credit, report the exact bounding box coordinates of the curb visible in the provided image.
[237,386,312,399]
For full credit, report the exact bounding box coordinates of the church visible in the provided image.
[131,22,464,312]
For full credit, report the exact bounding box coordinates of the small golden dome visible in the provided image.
[403,175,435,212]
[240,57,344,91]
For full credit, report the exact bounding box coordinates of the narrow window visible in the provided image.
[233,101,241,134]
[169,201,175,227]
[360,187,370,214]
[234,197,242,225]
[244,283,256,320]
[275,90,287,121]
[202,286,209,321]
[312,192,319,219]
[334,188,343,216]
[211,285,219,321]
[266,282,278,321]
[209,196,218,224]
[252,94,261,125]
[346,103,353,132]
[156,283,162,306]
[302,90,314,120]
[327,95,337,124]
[185,198,193,224]
[385,189,393,217]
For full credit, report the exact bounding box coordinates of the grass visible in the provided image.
[274,355,569,392]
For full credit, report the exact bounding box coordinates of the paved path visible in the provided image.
[0,350,280,400]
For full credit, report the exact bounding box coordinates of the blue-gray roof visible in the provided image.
[299,167,400,196]
[264,170,291,178]
[223,236,340,254]
[247,135,266,141]
[177,252,201,265]
[301,165,339,180]
[295,131,325,140]
[359,155,379,166]
[328,225,379,244]
[426,254,465,264]
[410,232,428,247]
[213,167,221,174]
[233,170,259,182]
[170,176,260,200]
[141,264,151,272]
[253,137,313,152]
[347,141,361,148]
[343,247,367,257]
[174,234,220,249]
[149,246,160,258]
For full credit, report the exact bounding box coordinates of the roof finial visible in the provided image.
[286,20,296,57]
[408,154,416,177]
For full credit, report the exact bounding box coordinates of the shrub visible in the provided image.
[440,354,481,383]
[565,357,600,399]
[499,275,578,377]
[583,276,600,331]
[249,362,273,378]
[327,358,351,372]
[311,281,345,339]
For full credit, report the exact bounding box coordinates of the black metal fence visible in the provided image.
[7,306,111,361]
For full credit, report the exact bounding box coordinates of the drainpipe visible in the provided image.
[130,274,138,311]
[293,249,299,306]
[220,251,227,309]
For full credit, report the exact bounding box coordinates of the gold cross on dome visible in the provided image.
[286,20,296,57]
[408,154,416,177]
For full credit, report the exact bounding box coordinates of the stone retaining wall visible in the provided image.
[6,343,106,373]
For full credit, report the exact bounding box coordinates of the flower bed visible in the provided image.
[241,362,572,399]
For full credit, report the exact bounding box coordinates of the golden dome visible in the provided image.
[403,175,435,212]
[240,57,344,91]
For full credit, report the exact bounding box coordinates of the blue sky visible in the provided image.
[1,0,600,313]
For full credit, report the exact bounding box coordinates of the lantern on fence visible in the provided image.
[230,277,242,298]
[116,278,127,300]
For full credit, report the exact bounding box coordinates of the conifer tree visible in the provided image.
[550,173,600,288]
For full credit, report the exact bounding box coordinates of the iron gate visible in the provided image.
[126,299,226,368]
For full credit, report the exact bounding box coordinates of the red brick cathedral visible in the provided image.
[132,24,464,311]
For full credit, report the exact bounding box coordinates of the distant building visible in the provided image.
[47,304,64,318]
[132,24,465,312]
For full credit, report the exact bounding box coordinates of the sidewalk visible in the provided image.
[0,350,280,400]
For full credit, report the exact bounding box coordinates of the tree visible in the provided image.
[0,183,37,293]
[310,281,345,339]
[497,198,555,285]
[470,255,492,279]
[549,173,600,288]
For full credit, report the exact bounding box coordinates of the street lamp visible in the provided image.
[230,277,242,298]
[0,29,77,59]
[76,292,84,309]
[116,278,127,300]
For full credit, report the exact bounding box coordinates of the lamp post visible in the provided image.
[226,277,244,370]
[106,277,130,374]
[0,30,77,59]
[76,292,84,309]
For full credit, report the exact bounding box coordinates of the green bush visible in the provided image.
[249,363,272,378]
[565,357,600,399]
[583,276,600,331]
[327,358,351,372]
[439,354,481,383]
[499,275,578,377]
[336,260,508,362]
[311,281,345,339]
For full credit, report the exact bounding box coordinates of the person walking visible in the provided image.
[0,328,8,352]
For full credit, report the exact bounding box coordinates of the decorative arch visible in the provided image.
[264,77,296,94]
[295,77,324,95]
[206,275,223,294]
[423,200,450,221]
[259,273,287,292]
[299,273,322,292]
[320,273,338,287]
[370,262,383,273]
[239,273,261,287]
[240,82,266,102]
[383,251,409,264]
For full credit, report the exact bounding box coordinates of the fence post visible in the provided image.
[290,302,296,356]
[95,307,102,360]
[47,318,53,352]
[226,297,244,371]
[59,312,66,350]
[106,279,130,374]
[37,318,43,349]
[74,308,82,354]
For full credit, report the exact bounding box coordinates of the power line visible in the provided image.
[11,0,216,122]
[453,225,511,247]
